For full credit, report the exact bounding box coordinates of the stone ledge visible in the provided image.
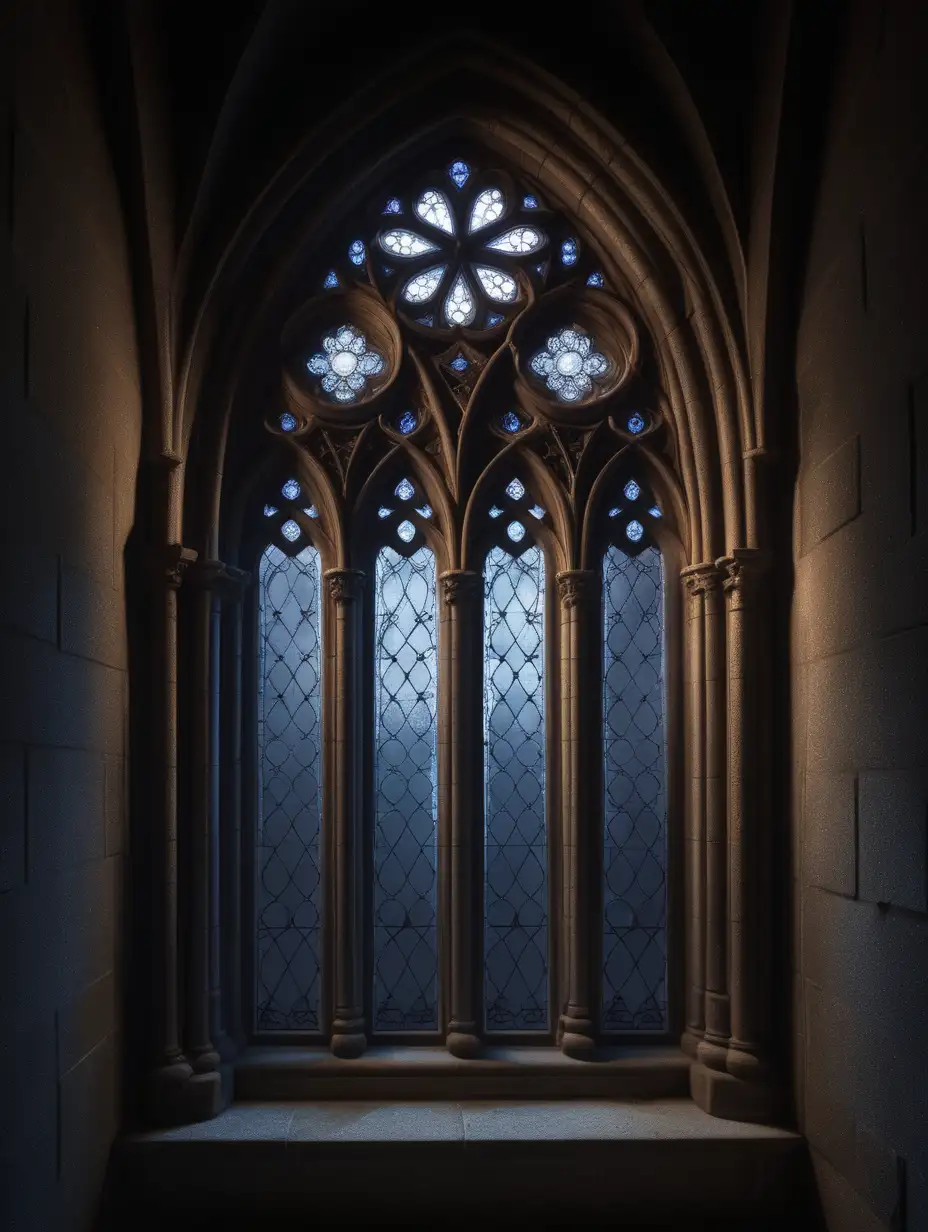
[234,1043,692,1101]
[108,1099,808,1226]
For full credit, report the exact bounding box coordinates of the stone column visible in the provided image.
[441,571,482,1057]
[699,565,730,1072]
[680,565,709,1057]
[146,544,216,1125]
[326,569,367,1057]
[556,570,599,1055]
[184,560,225,1083]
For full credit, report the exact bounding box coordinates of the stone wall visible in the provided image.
[792,1,928,1228]
[0,1,141,1228]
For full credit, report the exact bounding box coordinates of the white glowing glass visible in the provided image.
[323,270,339,289]
[378,506,393,519]
[308,324,385,403]
[264,505,278,517]
[469,187,505,233]
[649,505,662,518]
[402,265,446,304]
[608,507,622,518]
[487,226,545,255]
[279,412,297,432]
[397,519,416,543]
[444,272,477,327]
[626,520,644,543]
[415,189,455,235]
[507,520,526,543]
[530,327,610,403]
[587,271,604,287]
[395,478,415,501]
[281,478,301,500]
[379,229,440,259]
[348,240,366,266]
[528,504,545,520]
[281,519,301,542]
[506,478,525,500]
[489,506,504,519]
[416,505,433,519]
[474,265,518,303]
[624,480,641,501]
[303,506,319,519]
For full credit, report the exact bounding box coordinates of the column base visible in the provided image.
[697,1035,730,1072]
[146,1058,223,1127]
[446,1028,480,1058]
[680,1029,702,1059]
[559,1013,595,1057]
[188,1045,221,1074]
[331,1019,367,1058]
[690,1061,784,1125]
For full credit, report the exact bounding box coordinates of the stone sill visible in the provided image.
[111,1099,806,1225]
[234,1043,692,1101]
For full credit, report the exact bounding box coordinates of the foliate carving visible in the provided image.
[326,569,365,605]
[161,545,198,589]
[556,570,597,609]
[440,571,480,606]
[681,562,723,598]
[716,550,769,605]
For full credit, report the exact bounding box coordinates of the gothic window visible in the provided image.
[256,542,323,1031]
[242,153,677,1054]
[601,485,668,1033]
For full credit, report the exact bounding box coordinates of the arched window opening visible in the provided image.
[482,476,549,1033]
[372,542,439,1032]
[256,542,324,1032]
[601,482,667,1033]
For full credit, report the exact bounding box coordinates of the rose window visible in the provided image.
[306,324,385,402]
[530,328,611,403]
[375,161,547,331]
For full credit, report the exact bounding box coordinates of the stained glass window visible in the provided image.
[484,545,547,1031]
[256,545,323,1031]
[373,546,439,1030]
[487,226,545,255]
[601,545,667,1032]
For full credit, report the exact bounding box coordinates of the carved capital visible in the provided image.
[325,569,365,605]
[440,570,480,606]
[716,550,769,604]
[555,570,597,609]
[188,559,252,597]
[681,562,723,598]
[160,545,198,589]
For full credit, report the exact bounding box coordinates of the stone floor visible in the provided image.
[103,1098,815,1230]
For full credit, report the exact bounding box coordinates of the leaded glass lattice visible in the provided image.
[373,546,439,1030]
[483,545,547,1031]
[256,544,323,1031]
[601,545,667,1032]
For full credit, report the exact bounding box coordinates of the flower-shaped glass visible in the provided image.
[376,170,547,330]
[530,328,610,403]
[307,324,385,403]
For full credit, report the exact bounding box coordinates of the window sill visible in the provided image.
[234,1043,692,1101]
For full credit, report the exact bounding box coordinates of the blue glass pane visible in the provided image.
[348,239,366,266]
[373,547,439,1030]
[397,519,416,543]
[523,194,539,209]
[587,271,604,287]
[323,270,339,289]
[279,412,297,432]
[280,519,301,542]
[384,198,403,214]
[507,520,525,543]
[449,160,470,189]
[395,478,415,502]
[648,505,662,519]
[501,411,521,434]
[264,505,278,518]
[282,478,301,501]
[561,237,578,266]
[602,545,667,1032]
[449,353,468,372]
[506,478,525,501]
[489,505,504,519]
[624,479,641,501]
[626,520,644,543]
[484,545,547,1031]
[397,410,417,435]
[627,412,646,434]
[256,545,323,1031]
[486,312,505,328]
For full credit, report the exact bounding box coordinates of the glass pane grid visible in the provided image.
[602,545,667,1032]
[483,546,548,1031]
[373,547,439,1031]
[256,545,323,1031]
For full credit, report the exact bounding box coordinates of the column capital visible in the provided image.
[555,569,598,609]
[439,570,480,605]
[159,545,198,589]
[716,549,770,605]
[680,561,723,596]
[325,568,365,605]
[186,558,251,596]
